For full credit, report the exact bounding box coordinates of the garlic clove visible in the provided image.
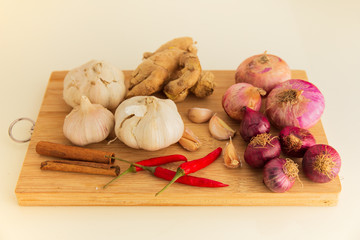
[63,96,114,146]
[178,127,201,151]
[224,137,241,168]
[209,114,236,140]
[188,107,214,123]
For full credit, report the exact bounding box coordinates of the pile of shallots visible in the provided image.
[221,51,341,193]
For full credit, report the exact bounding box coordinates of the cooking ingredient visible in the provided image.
[263,158,299,193]
[156,147,222,196]
[239,107,270,142]
[223,137,241,168]
[143,36,198,58]
[151,167,228,188]
[40,160,120,176]
[188,107,213,123]
[63,60,126,110]
[244,133,281,168]
[235,51,291,92]
[302,144,341,183]
[127,37,215,102]
[127,48,201,102]
[114,96,184,151]
[178,127,201,151]
[103,154,187,188]
[162,52,202,102]
[209,114,236,140]
[222,83,266,121]
[36,141,115,164]
[190,71,216,98]
[63,96,114,146]
[109,156,228,189]
[265,79,325,129]
[279,126,316,157]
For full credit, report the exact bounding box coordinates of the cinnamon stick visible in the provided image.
[40,160,120,176]
[36,141,115,164]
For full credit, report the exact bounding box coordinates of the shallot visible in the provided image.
[239,107,270,142]
[302,144,341,183]
[244,133,281,168]
[266,79,325,129]
[279,126,316,157]
[222,83,266,121]
[263,158,299,193]
[235,52,291,92]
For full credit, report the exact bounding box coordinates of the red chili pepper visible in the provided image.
[153,166,228,188]
[155,147,222,196]
[103,154,187,189]
[134,155,187,171]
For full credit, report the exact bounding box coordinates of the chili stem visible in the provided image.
[103,166,136,189]
[155,168,185,196]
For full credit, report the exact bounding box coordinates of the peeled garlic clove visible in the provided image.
[224,137,241,168]
[178,127,201,151]
[63,96,114,146]
[188,107,213,123]
[209,114,236,140]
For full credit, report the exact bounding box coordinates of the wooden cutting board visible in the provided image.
[15,70,341,206]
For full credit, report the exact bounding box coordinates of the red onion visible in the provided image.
[266,79,325,129]
[235,52,291,93]
[244,133,281,168]
[263,158,299,193]
[222,83,266,121]
[239,107,270,142]
[279,126,316,157]
[302,144,341,183]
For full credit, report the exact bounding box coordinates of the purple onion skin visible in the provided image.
[302,144,341,183]
[279,126,316,157]
[244,137,281,168]
[240,107,271,142]
[265,79,325,129]
[263,158,295,193]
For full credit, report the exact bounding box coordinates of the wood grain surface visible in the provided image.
[15,70,341,206]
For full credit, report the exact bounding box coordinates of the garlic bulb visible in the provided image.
[63,96,114,146]
[114,96,184,151]
[63,60,126,110]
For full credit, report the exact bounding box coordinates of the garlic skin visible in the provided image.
[114,96,184,151]
[188,107,213,123]
[178,127,201,151]
[224,137,241,168]
[63,96,115,146]
[63,60,126,110]
[209,114,236,140]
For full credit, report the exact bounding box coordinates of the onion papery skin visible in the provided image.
[302,144,341,183]
[244,134,281,168]
[279,126,316,157]
[263,158,297,193]
[235,53,291,93]
[239,107,270,142]
[222,83,265,121]
[265,79,325,129]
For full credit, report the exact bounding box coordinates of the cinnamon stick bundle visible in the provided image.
[40,160,120,176]
[36,141,115,164]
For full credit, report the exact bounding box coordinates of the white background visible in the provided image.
[1,0,360,239]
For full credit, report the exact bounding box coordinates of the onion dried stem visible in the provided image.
[313,153,336,179]
[277,89,304,104]
[283,158,303,187]
[249,133,277,148]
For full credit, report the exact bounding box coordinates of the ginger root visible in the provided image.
[126,37,215,102]
[191,71,215,98]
